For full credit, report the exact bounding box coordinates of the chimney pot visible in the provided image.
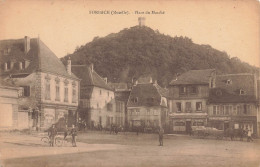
[66,57,71,75]
[24,36,30,54]
[90,63,94,72]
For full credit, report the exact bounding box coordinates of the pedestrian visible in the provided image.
[158,127,164,146]
[247,129,253,142]
[70,124,77,147]
[64,125,68,140]
[48,124,57,147]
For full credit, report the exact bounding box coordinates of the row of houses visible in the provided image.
[0,36,260,137]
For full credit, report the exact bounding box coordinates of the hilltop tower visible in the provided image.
[138,17,146,27]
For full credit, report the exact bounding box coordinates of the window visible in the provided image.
[107,91,109,97]
[244,104,251,115]
[107,103,113,111]
[226,79,232,85]
[237,105,241,115]
[233,105,237,115]
[176,102,182,112]
[72,86,77,103]
[179,86,186,94]
[175,122,185,126]
[64,87,68,102]
[147,109,150,115]
[240,89,245,95]
[45,80,51,100]
[136,109,140,115]
[55,82,60,101]
[196,102,202,111]
[190,86,197,94]
[132,97,138,103]
[97,102,99,108]
[100,90,102,95]
[185,102,192,112]
[225,105,230,115]
[213,106,217,115]
[20,86,30,97]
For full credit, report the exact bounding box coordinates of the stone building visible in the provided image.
[71,64,116,129]
[208,73,258,135]
[168,69,216,134]
[127,77,169,131]
[0,36,80,130]
[0,79,20,129]
[108,82,131,127]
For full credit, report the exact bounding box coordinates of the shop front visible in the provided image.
[231,116,257,135]
[208,116,231,130]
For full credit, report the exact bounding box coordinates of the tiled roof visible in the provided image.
[208,73,257,103]
[0,37,78,80]
[127,83,168,107]
[169,69,216,85]
[0,78,17,88]
[71,65,113,90]
[108,82,129,91]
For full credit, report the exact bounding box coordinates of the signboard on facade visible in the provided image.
[209,117,231,121]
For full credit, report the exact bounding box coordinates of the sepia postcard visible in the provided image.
[0,0,260,167]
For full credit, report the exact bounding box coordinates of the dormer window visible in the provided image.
[4,62,11,71]
[131,97,138,103]
[19,62,26,70]
[240,89,246,95]
[226,79,232,85]
[179,86,186,95]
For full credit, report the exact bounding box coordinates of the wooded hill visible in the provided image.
[61,26,258,87]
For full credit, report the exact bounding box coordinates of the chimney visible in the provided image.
[104,77,107,84]
[19,62,23,70]
[135,80,138,85]
[4,62,7,71]
[90,63,94,72]
[138,17,146,27]
[149,77,153,83]
[66,57,71,75]
[24,36,30,54]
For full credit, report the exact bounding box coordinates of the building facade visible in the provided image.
[72,64,116,129]
[0,36,80,130]
[127,77,169,131]
[108,82,131,127]
[208,74,258,135]
[168,69,216,134]
[0,79,20,129]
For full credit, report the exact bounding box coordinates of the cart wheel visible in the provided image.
[55,137,63,147]
[41,137,49,145]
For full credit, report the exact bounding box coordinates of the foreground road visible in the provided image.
[0,131,260,167]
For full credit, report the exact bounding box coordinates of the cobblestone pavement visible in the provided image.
[0,131,260,167]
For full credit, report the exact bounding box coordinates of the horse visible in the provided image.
[224,128,247,141]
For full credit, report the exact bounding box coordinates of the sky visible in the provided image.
[0,0,259,67]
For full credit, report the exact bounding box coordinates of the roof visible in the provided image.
[208,73,257,103]
[71,65,113,90]
[0,37,78,80]
[169,69,216,85]
[108,82,129,91]
[127,83,169,107]
[0,78,18,89]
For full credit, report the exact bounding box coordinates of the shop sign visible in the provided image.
[209,117,230,121]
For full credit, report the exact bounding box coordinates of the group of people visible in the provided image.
[48,124,78,147]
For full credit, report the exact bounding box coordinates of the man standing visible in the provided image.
[247,129,253,142]
[158,127,164,146]
[48,124,57,147]
[70,124,77,147]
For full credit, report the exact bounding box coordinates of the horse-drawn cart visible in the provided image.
[192,127,224,140]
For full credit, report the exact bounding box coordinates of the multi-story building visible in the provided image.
[71,64,116,129]
[108,82,131,127]
[127,77,169,131]
[168,69,216,134]
[0,78,20,129]
[0,36,80,130]
[208,73,258,135]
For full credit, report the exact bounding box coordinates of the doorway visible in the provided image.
[186,121,191,134]
[224,122,229,131]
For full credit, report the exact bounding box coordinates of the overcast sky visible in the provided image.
[0,0,259,67]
